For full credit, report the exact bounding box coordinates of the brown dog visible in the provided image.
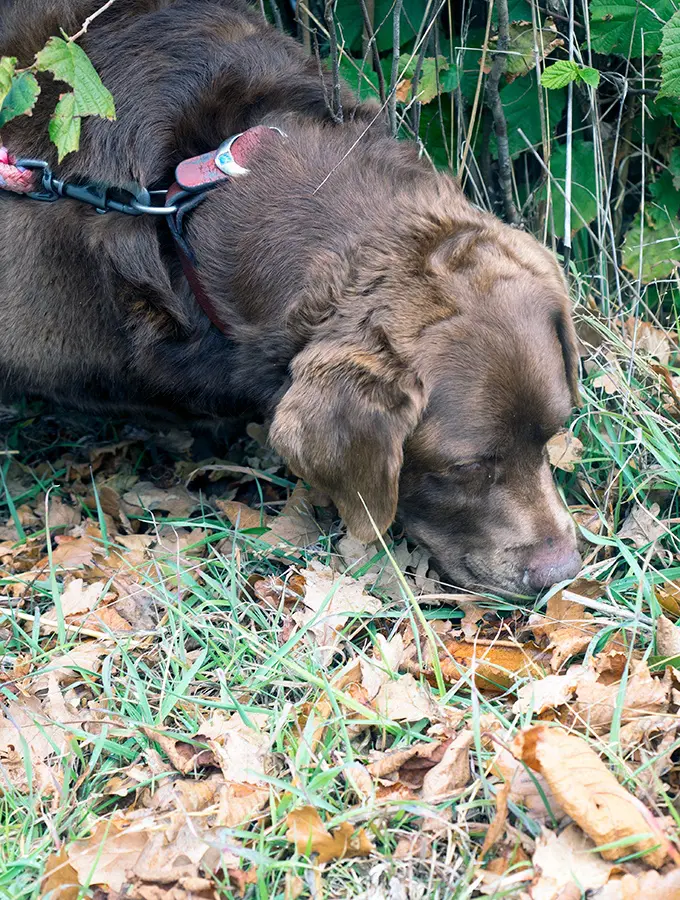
[0,0,581,593]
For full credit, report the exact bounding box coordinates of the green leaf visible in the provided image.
[334,0,430,54]
[579,66,601,87]
[649,171,680,222]
[0,56,17,108]
[589,0,675,58]
[541,61,601,89]
[338,56,380,102]
[541,60,581,89]
[654,95,680,128]
[621,212,680,283]
[48,91,81,162]
[0,72,40,128]
[539,140,599,239]
[504,22,563,80]
[669,147,680,190]
[491,70,566,159]
[660,10,680,98]
[35,36,115,118]
[395,55,454,105]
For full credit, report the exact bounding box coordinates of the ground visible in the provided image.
[0,294,680,900]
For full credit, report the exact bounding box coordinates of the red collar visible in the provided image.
[165,126,285,337]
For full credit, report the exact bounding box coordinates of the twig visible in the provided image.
[484,0,520,225]
[268,0,284,33]
[388,0,405,136]
[67,0,117,41]
[563,0,576,270]
[358,0,387,106]
[324,0,343,123]
[410,0,436,137]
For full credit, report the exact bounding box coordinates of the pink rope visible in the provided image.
[0,146,37,193]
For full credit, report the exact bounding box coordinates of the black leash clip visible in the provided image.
[15,158,176,215]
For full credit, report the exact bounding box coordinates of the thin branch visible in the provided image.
[324,0,344,123]
[388,0,404,137]
[67,0,117,41]
[358,0,387,106]
[484,0,520,225]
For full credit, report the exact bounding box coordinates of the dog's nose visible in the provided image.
[524,537,581,592]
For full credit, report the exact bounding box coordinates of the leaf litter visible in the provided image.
[0,410,679,897]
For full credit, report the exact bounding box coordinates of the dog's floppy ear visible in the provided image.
[270,338,426,542]
[554,306,581,408]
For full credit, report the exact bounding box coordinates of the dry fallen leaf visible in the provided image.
[513,667,583,716]
[624,318,674,368]
[58,579,107,617]
[292,561,380,664]
[421,730,473,801]
[617,503,665,549]
[547,431,584,472]
[122,482,200,518]
[374,673,438,722]
[285,806,374,864]
[426,637,551,692]
[529,824,614,900]
[40,848,80,900]
[594,868,680,899]
[511,724,667,868]
[67,815,148,891]
[656,614,680,658]
[530,579,603,671]
[568,659,669,733]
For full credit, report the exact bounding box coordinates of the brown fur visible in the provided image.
[0,0,581,593]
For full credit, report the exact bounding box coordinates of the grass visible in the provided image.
[1,2,680,898]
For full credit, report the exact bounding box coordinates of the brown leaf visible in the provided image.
[529,824,614,900]
[31,642,109,690]
[547,432,584,472]
[531,580,603,671]
[656,614,680,658]
[420,730,473,801]
[374,673,438,722]
[623,318,674,367]
[285,806,374,864]
[656,581,680,618]
[41,848,80,900]
[67,816,147,891]
[59,579,107,617]
[122,483,199,519]
[511,724,667,868]
[433,638,550,692]
[568,660,669,733]
[45,496,82,529]
[594,868,680,899]
[292,562,380,664]
[360,634,405,700]
[366,741,442,779]
[617,503,665,549]
[513,666,583,716]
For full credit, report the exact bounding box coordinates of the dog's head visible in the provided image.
[269,209,581,595]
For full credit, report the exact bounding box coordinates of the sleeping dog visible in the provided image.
[0,0,581,593]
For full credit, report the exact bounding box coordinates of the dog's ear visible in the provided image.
[554,307,581,408]
[270,339,426,542]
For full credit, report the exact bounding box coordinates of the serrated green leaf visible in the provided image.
[541,60,581,90]
[660,10,680,98]
[0,56,17,108]
[0,72,40,128]
[621,211,680,283]
[49,91,81,162]
[35,36,115,119]
[579,66,601,87]
[589,0,675,58]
